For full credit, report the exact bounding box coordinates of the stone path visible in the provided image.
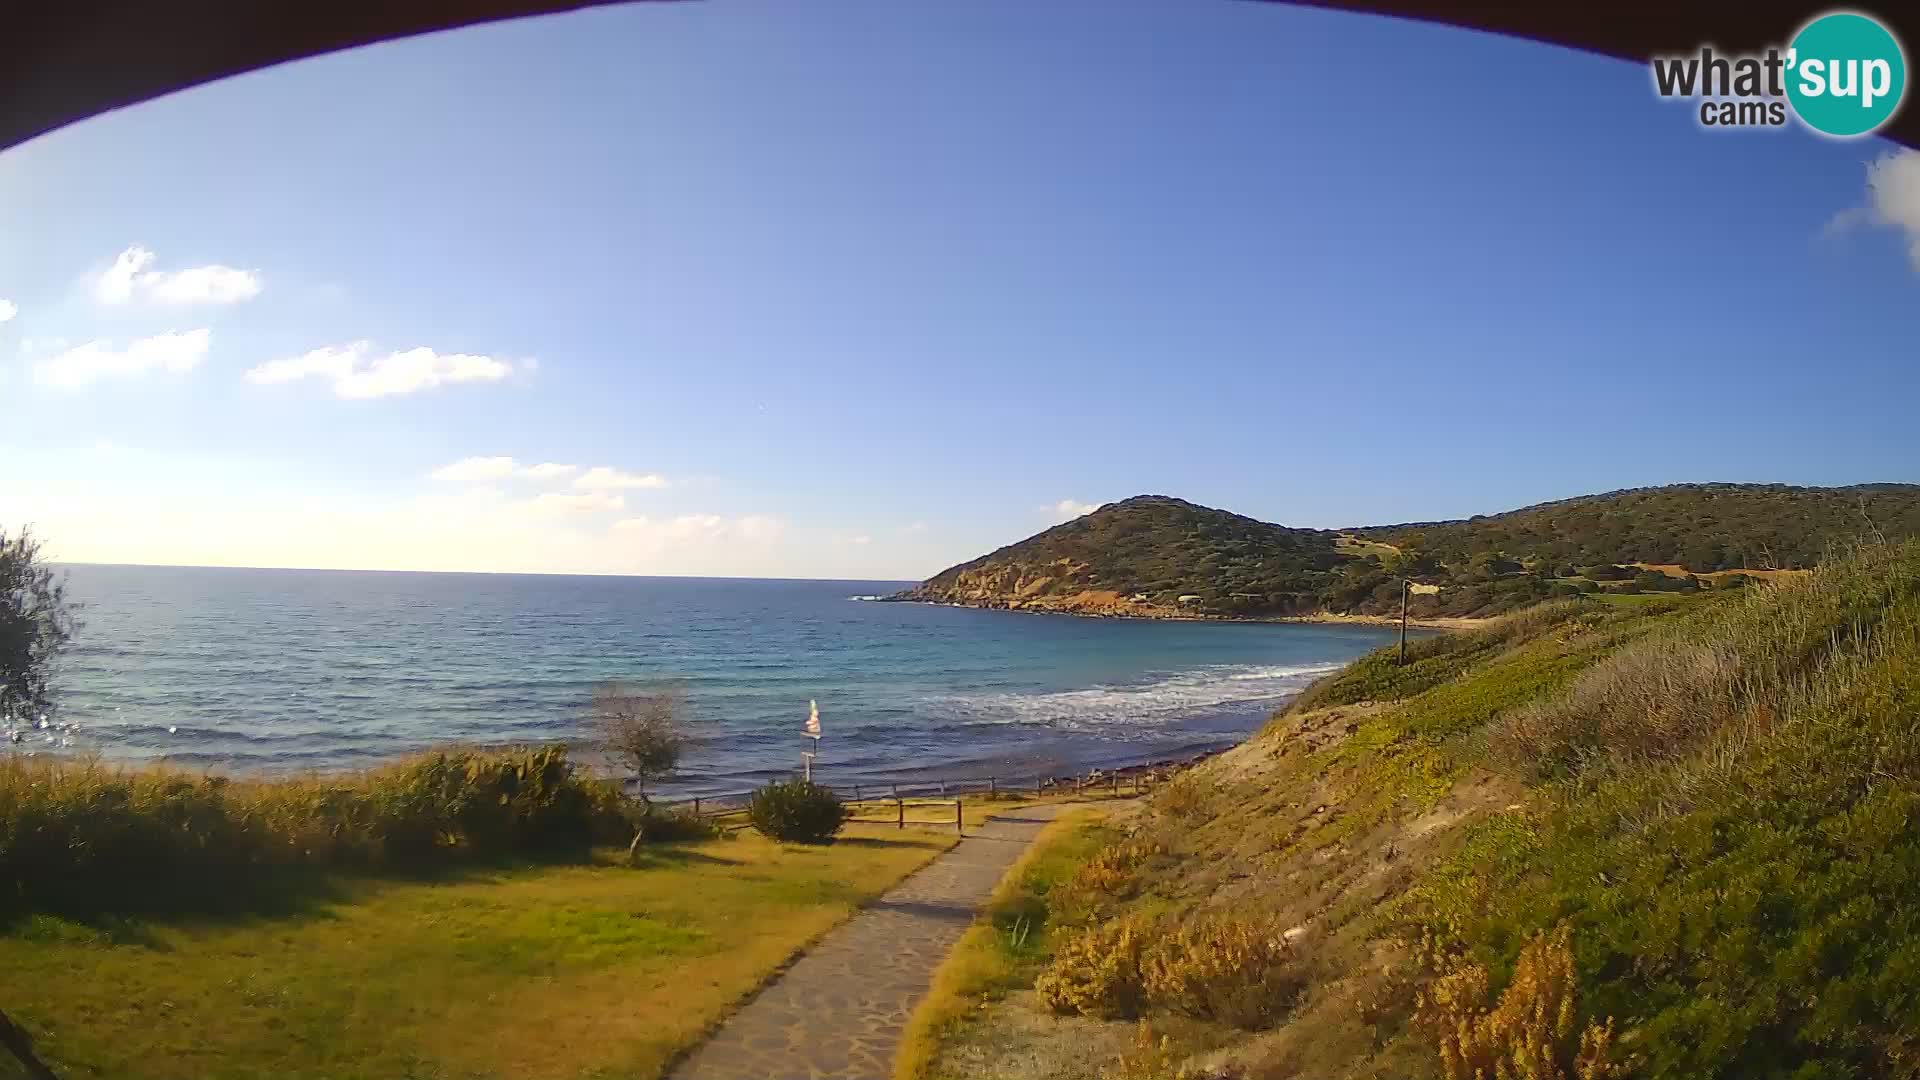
[668,804,1083,1080]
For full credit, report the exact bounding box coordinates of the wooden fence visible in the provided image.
[660,763,1185,835]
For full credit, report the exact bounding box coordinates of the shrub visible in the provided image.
[1414,926,1622,1080]
[0,745,611,913]
[1036,916,1149,1019]
[1051,836,1162,923]
[1489,639,1739,781]
[1155,773,1219,822]
[634,805,721,843]
[746,780,847,844]
[1140,913,1307,1029]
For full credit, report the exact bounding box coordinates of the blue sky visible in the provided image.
[1,0,1917,579]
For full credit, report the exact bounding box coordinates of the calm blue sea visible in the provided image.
[24,566,1404,795]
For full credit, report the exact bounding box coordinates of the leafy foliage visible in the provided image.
[745,780,848,844]
[0,746,627,914]
[590,681,684,803]
[0,527,76,722]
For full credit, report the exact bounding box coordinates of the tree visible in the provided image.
[592,682,684,809]
[1,527,76,724]
[591,682,686,863]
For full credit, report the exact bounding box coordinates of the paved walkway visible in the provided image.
[668,804,1082,1080]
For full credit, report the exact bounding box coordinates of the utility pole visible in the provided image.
[1398,578,1410,666]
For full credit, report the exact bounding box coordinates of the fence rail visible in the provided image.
[658,755,1212,834]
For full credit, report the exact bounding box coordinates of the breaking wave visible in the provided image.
[929,661,1343,731]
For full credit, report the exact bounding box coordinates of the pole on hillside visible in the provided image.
[1398,578,1410,666]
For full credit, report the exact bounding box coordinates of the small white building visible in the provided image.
[1176,594,1203,604]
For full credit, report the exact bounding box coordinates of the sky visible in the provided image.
[2,0,1918,580]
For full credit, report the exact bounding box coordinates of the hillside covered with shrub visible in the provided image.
[1360,482,1920,575]
[919,543,1920,1079]
[898,484,1920,619]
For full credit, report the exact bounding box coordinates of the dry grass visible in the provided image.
[2,821,958,1080]
[1631,562,1812,583]
[896,809,1116,1080]
[1489,638,1740,781]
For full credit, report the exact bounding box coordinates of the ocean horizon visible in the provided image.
[22,565,1407,796]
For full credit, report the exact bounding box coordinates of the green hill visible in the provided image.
[902,483,1920,620]
[915,542,1920,1079]
[1361,482,1920,573]
[899,495,1343,617]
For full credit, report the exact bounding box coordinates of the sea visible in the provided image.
[19,565,1407,796]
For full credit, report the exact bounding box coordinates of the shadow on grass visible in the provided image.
[626,844,744,869]
[824,835,950,850]
[0,846,613,936]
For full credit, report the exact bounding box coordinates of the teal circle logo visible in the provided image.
[1786,12,1907,137]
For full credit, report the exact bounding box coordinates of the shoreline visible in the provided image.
[879,595,1484,631]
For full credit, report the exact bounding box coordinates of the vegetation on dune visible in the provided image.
[900,485,1920,620]
[919,542,1920,1079]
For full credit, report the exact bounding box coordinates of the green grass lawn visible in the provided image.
[0,823,960,1080]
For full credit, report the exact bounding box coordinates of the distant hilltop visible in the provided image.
[894,485,1920,620]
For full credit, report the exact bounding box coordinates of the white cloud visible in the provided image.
[1829,149,1920,271]
[246,341,515,398]
[0,300,16,324]
[1051,499,1098,521]
[901,520,930,534]
[34,329,211,389]
[430,456,518,483]
[612,513,787,552]
[93,246,261,305]
[736,515,785,543]
[574,466,668,491]
[529,491,625,514]
[427,457,580,484]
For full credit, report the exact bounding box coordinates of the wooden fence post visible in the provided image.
[897,799,904,830]
[956,799,963,835]
[0,1007,60,1080]
[693,797,701,816]
[1110,775,1118,795]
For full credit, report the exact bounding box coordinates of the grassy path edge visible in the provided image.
[893,807,1116,1080]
